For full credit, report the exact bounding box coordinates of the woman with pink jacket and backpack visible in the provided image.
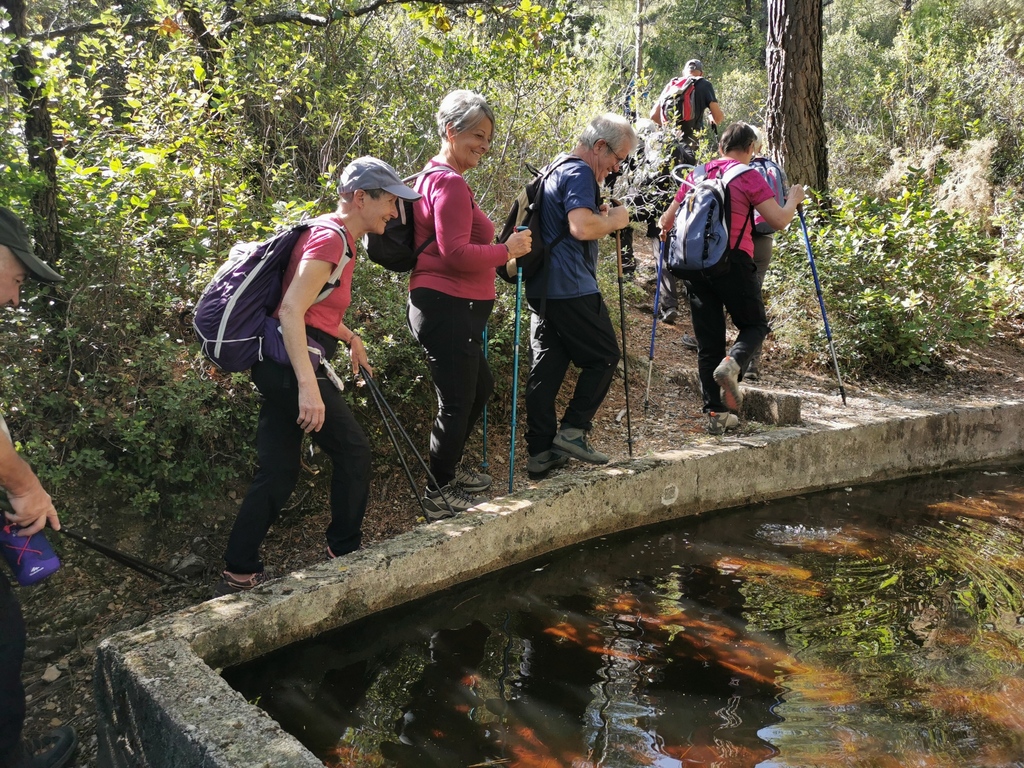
[407,90,532,518]
[659,122,804,435]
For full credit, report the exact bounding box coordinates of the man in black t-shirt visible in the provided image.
[650,59,725,155]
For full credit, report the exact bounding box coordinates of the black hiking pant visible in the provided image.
[684,251,769,413]
[0,572,26,767]
[224,358,371,574]
[524,293,621,456]
[407,288,493,490]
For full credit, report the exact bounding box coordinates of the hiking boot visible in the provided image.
[212,569,267,597]
[552,427,610,465]
[421,482,482,520]
[745,358,760,382]
[707,411,739,435]
[658,307,678,325]
[12,726,78,768]
[527,450,569,480]
[713,355,743,412]
[680,333,698,350]
[454,464,492,494]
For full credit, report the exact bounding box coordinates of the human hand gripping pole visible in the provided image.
[797,207,847,406]
[0,496,188,584]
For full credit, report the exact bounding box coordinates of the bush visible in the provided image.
[767,176,1004,376]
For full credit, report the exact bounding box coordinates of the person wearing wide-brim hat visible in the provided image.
[215,157,420,597]
[0,206,79,768]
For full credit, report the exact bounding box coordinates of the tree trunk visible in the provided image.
[765,0,828,191]
[2,0,62,261]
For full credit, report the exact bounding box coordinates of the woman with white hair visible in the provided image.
[407,90,532,517]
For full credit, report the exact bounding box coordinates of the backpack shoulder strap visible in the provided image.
[298,217,349,302]
[720,162,754,186]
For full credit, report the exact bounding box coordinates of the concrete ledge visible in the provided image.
[96,401,1024,767]
[669,369,802,425]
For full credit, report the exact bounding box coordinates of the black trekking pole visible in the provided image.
[57,527,189,583]
[644,238,666,416]
[0,498,187,583]
[358,366,455,514]
[797,208,847,406]
[615,230,634,456]
[361,369,423,513]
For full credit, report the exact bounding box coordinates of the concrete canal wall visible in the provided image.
[95,399,1024,767]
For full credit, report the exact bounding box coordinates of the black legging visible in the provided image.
[407,288,494,489]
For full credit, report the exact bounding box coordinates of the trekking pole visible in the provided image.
[615,230,634,457]
[508,262,524,493]
[361,369,424,513]
[797,208,847,406]
[56,527,188,583]
[0,498,186,583]
[644,238,666,416]
[359,367,454,513]
[481,326,489,473]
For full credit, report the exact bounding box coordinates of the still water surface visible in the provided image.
[226,466,1024,767]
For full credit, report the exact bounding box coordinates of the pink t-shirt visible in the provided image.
[274,214,356,338]
[676,158,774,257]
[409,160,507,300]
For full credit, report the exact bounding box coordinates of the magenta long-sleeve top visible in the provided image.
[409,160,508,300]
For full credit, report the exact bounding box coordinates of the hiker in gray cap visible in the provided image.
[215,157,420,597]
[0,207,78,767]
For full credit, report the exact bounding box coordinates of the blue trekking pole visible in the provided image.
[644,238,666,416]
[509,262,523,493]
[798,208,847,406]
[481,326,489,473]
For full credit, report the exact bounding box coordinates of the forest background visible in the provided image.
[0,0,1022,517]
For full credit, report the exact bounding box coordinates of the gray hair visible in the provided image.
[750,125,765,155]
[436,90,496,139]
[579,113,637,153]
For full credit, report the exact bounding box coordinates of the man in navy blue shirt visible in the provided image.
[523,114,636,479]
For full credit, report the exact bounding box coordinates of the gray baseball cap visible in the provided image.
[685,59,704,73]
[338,157,421,200]
[0,207,63,283]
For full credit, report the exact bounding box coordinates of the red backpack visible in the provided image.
[658,76,699,132]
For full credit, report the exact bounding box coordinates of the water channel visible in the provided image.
[225,463,1024,767]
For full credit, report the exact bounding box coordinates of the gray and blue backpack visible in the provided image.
[667,163,754,278]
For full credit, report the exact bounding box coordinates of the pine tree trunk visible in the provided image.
[765,0,828,191]
[2,0,62,261]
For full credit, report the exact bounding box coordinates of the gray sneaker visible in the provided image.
[680,333,698,351]
[713,355,743,412]
[527,449,569,480]
[421,482,482,520]
[707,410,739,435]
[454,465,492,493]
[552,427,610,465]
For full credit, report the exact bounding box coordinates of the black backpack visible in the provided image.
[495,155,581,285]
[364,165,452,272]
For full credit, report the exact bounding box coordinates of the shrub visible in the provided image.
[767,176,1002,376]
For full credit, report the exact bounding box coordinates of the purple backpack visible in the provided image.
[193,218,346,372]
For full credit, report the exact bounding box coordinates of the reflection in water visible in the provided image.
[224,465,1024,767]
